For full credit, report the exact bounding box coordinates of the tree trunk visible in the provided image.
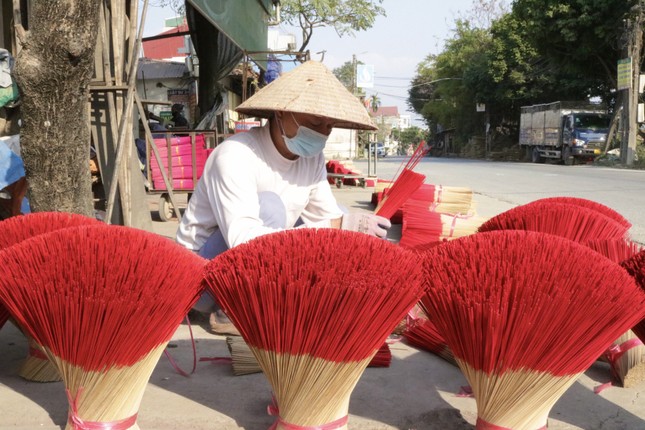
[13,1,102,215]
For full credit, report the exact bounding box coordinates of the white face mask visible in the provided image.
[279,113,329,158]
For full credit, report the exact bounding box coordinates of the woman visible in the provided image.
[177,61,391,335]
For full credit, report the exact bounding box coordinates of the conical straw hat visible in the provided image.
[236,60,377,130]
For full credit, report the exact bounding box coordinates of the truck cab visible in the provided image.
[561,113,610,164]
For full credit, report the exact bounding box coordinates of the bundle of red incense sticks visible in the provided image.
[525,196,631,229]
[0,212,101,382]
[203,229,424,430]
[422,230,645,429]
[0,224,206,429]
[375,141,428,219]
[583,238,644,387]
[478,201,628,242]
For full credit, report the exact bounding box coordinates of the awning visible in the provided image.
[186,0,270,55]
[186,0,272,116]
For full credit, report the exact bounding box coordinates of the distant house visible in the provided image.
[136,58,195,127]
[370,106,400,130]
[369,106,401,155]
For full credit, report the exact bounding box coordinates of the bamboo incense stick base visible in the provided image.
[47,344,166,430]
[623,362,645,388]
[227,336,262,376]
[18,338,61,382]
[459,360,580,430]
[251,347,375,430]
[18,355,62,382]
[607,330,645,388]
[228,337,390,376]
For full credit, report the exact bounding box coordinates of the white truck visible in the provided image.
[519,101,611,165]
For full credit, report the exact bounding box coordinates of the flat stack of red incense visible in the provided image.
[399,197,483,248]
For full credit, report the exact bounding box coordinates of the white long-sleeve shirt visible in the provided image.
[176,124,343,251]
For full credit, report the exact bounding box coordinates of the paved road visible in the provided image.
[356,156,645,244]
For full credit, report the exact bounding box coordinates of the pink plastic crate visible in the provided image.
[152,178,197,190]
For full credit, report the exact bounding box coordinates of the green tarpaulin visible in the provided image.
[186,0,270,54]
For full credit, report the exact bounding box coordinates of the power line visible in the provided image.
[376,76,415,80]
[374,83,415,89]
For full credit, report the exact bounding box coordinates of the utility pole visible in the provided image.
[351,54,357,96]
[621,5,643,165]
[351,54,359,159]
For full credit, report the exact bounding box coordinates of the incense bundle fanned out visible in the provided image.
[477,201,628,242]
[0,212,102,382]
[583,238,645,387]
[375,142,428,219]
[423,230,645,430]
[0,212,101,329]
[621,249,645,348]
[203,229,424,430]
[0,225,206,429]
[524,196,631,229]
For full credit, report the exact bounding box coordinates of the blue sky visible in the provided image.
[143,0,491,126]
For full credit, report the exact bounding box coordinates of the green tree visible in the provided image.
[512,0,637,92]
[281,0,386,52]
[332,60,365,97]
[410,0,637,155]
[409,21,490,148]
[369,93,381,112]
[392,126,425,155]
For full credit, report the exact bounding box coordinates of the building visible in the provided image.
[370,106,400,129]
[399,114,411,130]
[141,20,190,62]
[136,58,195,126]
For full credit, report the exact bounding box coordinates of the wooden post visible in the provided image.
[105,0,149,223]
[134,92,182,220]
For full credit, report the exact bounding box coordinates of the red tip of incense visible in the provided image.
[399,200,443,248]
[0,212,102,330]
[376,170,425,219]
[0,224,207,370]
[203,229,425,362]
[423,230,645,376]
[526,197,631,229]
[478,202,628,243]
[0,212,102,248]
[583,238,642,264]
[621,250,645,343]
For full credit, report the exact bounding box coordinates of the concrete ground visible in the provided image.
[1,185,645,429]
